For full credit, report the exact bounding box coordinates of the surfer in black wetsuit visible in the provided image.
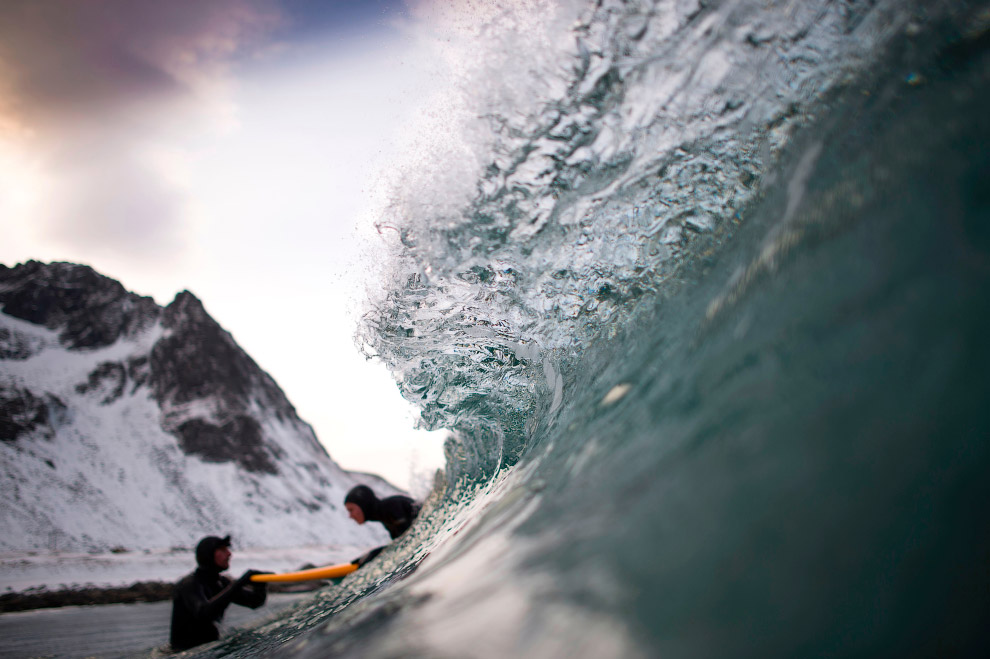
[344,485,421,566]
[169,535,269,651]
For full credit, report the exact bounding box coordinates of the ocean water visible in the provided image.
[191,1,990,657]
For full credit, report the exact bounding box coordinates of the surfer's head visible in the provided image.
[344,485,379,524]
[195,534,232,571]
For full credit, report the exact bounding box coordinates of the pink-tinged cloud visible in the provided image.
[0,0,288,272]
[0,0,284,132]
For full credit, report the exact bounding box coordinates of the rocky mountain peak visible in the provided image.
[150,289,305,474]
[0,261,160,350]
[0,261,395,552]
[163,290,208,328]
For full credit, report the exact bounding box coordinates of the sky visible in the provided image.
[0,0,465,495]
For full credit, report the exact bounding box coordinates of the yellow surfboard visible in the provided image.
[250,562,358,583]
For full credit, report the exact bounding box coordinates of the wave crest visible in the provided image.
[359,0,927,481]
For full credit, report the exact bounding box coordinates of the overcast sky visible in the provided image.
[0,0,467,494]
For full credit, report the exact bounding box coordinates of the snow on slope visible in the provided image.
[0,262,394,553]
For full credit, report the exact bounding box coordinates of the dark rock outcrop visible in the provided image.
[0,384,64,442]
[0,261,160,350]
[0,581,174,613]
[173,415,277,474]
[75,361,127,405]
[0,326,37,360]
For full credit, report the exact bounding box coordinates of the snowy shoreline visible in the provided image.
[0,544,370,595]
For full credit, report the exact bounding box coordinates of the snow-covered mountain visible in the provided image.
[0,261,394,553]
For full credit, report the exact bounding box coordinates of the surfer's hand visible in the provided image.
[351,546,386,567]
[237,569,266,584]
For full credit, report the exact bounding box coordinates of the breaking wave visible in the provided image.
[196,1,990,656]
[360,0,929,480]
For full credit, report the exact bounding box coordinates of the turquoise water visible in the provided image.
[192,1,990,656]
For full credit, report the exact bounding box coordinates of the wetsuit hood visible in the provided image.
[195,535,231,571]
[344,485,381,521]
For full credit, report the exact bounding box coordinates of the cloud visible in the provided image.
[0,0,284,132]
[0,0,285,272]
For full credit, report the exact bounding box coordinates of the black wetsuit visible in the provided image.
[372,494,421,539]
[345,486,421,566]
[169,564,267,650]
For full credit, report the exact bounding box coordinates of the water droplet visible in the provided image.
[601,383,632,406]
